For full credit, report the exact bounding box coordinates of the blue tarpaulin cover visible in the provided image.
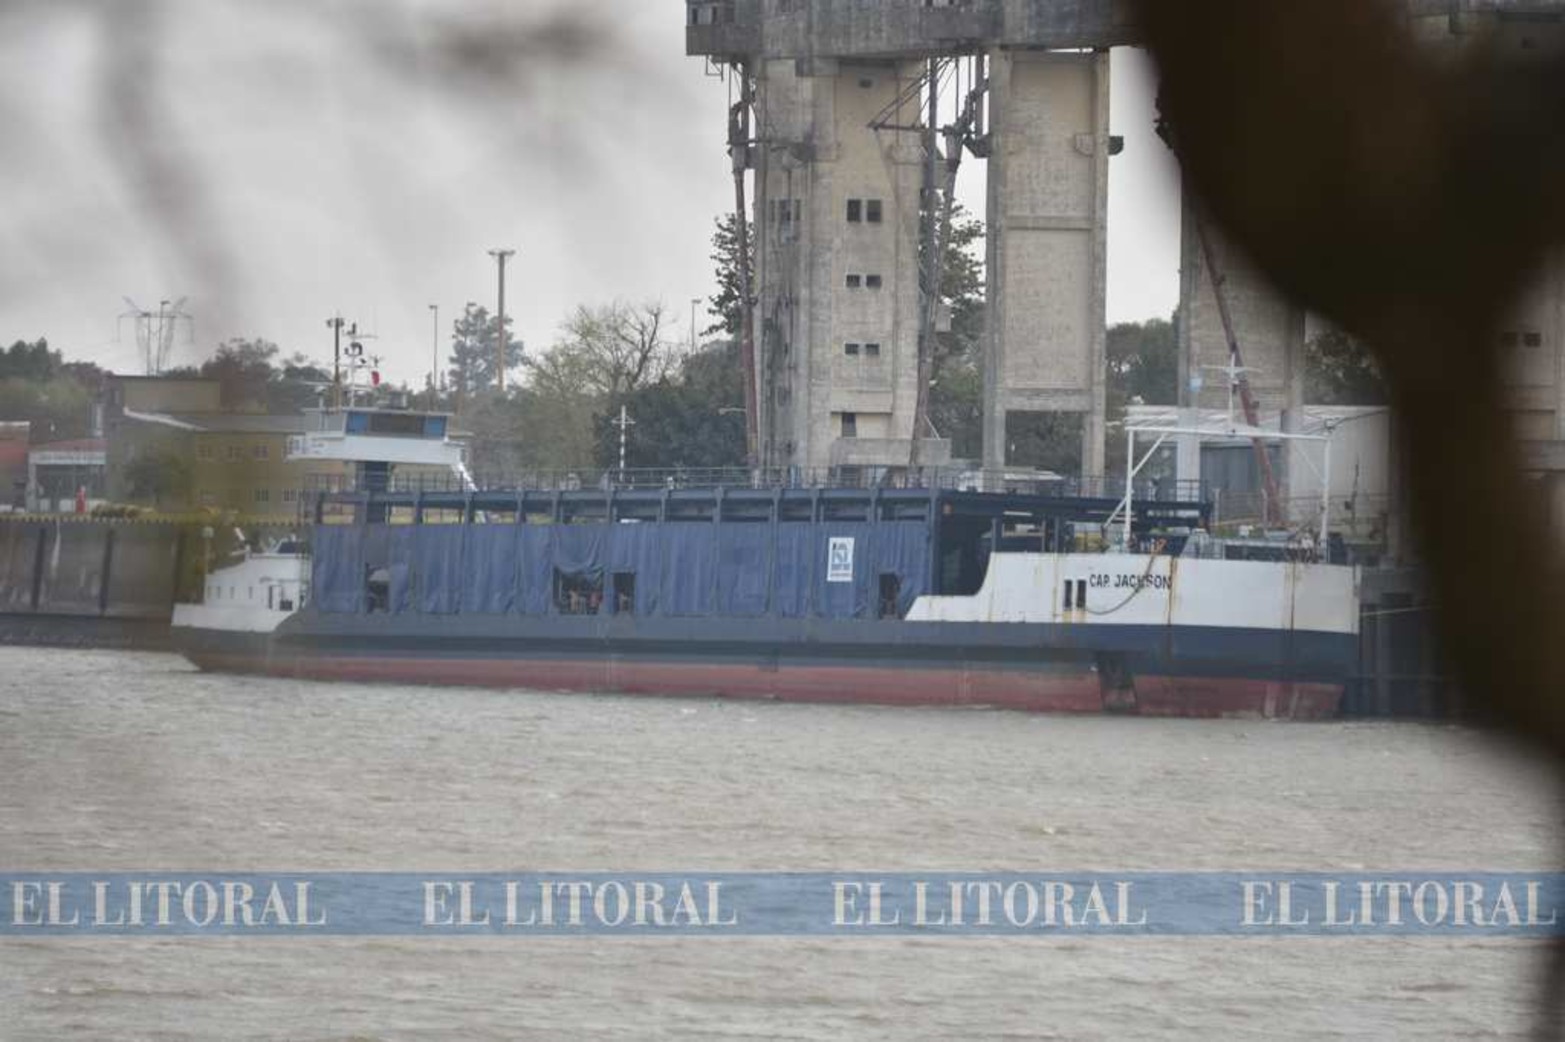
[314,518,932,620]
[608,523,662,616]
[461,526,516,615]
[661,523,716,616]
[384,527,416,615]
[716,523,770,617]
[875,521,931,617]
[815,523,873,620]
[772,523,813,619]
[414,526,464,614]
[518,527,555,617]
[312,526,363,614]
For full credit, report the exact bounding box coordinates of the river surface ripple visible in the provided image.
[0,648,1560,1040]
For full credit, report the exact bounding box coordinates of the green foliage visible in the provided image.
[929,351,983,461]
[592,342,748,471]
[938,204,986,349]
[454,302,688,476]
[268,353,332,414]
[0,376,94,442]
[705,214,752,340]
[0,339,103,443]
[0,338,59,382]
[1005,412,1085,473]
[121,444,193,508]
[1306,328,1387,405]
[1107,316,1179,406]
[448,303,523,398]
[544,302,675,399]
[188,340,332,413]
[1104,314,1179,474]
[200,338,280,409]
[927,204,987,459]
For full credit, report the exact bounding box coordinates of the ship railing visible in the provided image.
[303,467,1210,503]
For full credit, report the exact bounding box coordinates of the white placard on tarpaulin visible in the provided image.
[827,537,855,583]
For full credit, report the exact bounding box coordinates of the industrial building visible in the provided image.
[687,0,1565,541]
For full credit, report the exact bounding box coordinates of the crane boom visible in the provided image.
[1190,212,1284,526]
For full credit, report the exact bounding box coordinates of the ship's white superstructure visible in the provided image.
[907,553,1358,637]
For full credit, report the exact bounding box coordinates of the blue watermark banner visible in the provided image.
[2,873,1561,938]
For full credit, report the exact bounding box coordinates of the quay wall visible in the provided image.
[0,518,188,650]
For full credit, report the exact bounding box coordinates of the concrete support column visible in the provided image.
[983,48,1111,476]
[753,57,928,475]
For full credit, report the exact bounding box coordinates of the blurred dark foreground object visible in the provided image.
[1130,0,1565,1031]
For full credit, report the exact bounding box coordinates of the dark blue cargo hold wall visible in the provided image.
[314,519,931,620]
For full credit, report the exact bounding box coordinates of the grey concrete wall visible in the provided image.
[983,49,1110,474]
[0,521,180,621]
[1177,202,1306,420]
[105,526,182,618]
[753,57,927,472]
[1175,202,1307,512]
[37,524,108,616]
[704,0,1565,486]
[689,0,1565,60]
[0,524,38,611]
[689,0,1137,60]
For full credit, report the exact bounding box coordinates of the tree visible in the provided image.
[1006,412,1086,474]
[0,338,58,382]
[201,338,280,410]
[928,351,983,462]
[926,204,987,459]
[704,214,753,340]
[1306,328,1387,405]
[268,352,332,414]
[0,375,94,443]
[447,303,522,399]
[1103,314,1179,475]
[592,342,747,471]
[0,338,99,443]
[1107,316,1178,407]
[121,445,192,509]
[540,302,677,400]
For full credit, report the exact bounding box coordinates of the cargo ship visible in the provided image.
[171,403,1360,719]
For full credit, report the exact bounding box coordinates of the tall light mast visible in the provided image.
[488,248,515,393]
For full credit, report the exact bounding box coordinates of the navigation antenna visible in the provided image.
[118,297,193,375]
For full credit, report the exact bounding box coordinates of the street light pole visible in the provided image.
[488,248,516,394]
[690,297,701,353]
[428,303,440,405]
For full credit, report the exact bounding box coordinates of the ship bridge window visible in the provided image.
[555,569,603,616]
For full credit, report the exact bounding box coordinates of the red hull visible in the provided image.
[189,651,1343,720]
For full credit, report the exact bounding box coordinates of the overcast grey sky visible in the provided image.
[0,1,1180,387]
